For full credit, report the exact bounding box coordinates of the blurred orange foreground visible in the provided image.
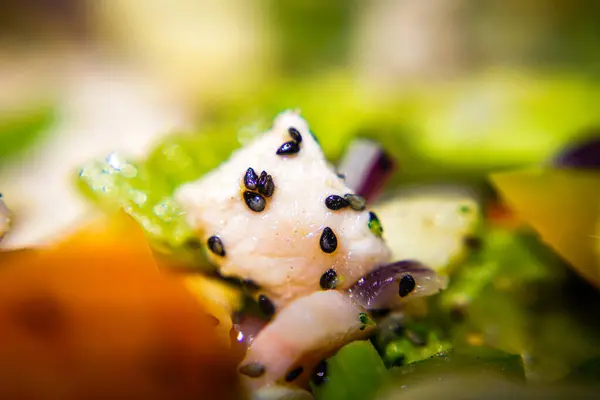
[0,215,244,399]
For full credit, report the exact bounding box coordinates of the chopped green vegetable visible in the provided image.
[391,346,526,384]
[368,212,384,238]
[383,330,451,367]
[311,341,389,400]
[359,312,376,331]
[491,168,600,287]
[377,347,529,399]
[436,227,600,382]
[77,124,243,264]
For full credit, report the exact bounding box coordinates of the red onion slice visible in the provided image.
[337,139,396,202]
[233,314,268,348]
[552,135,600,169]
[346,260,447,310]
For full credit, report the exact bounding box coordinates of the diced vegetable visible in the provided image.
[373,188,481,274]
[347,261,446,310]
[552,135,600,169]
[180,274,243,347]
[311,341,389,400]
[337,139,396,202]
[491,168,600,287]
[382,328,451,367]
[391,346,525,384]
[437,227,600,382]
[78,125,242,263]
[376,348,527,400]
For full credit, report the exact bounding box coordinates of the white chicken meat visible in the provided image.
[175,111,447,396]
[175,111,392,309]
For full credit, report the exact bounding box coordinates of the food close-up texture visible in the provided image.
[1,1,599,399]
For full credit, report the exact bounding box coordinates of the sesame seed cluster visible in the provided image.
[175,111,391,321]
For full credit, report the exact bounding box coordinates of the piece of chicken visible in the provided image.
[175,111,391,311]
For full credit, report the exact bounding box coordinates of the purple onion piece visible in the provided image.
[337,139,396,203]
[552,135,600,169]
[346,260,447,310]
[233,314,268,348]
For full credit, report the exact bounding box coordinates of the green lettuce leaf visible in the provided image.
[77,124,242,264]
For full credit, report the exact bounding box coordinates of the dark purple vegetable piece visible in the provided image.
[553,135,600,169]
[233,314,267,348]
[311,360,328,386]
[337,139,396,203]
[347,260,445,310]
[258,294,276,318]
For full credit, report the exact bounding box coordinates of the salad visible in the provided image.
[1,86,599,399]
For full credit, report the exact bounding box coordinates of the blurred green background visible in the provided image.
[3,0,599,245]
[2,0,600,165]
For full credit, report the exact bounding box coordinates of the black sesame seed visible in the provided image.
[463,235,483,251]
[312,360,327,386]
[207,236,226,257]
[320,268,338,290]
[239,362,266,378]
[319,227,338,254]
[398,274,416,298]
[344,194,367,211]
[258,294,275,318]
[285,366,304,382]
[276,140,300,155]
[243,191,266,212]
[325,195,349,210]
[336,173,346,180]
[258,170,267,185]
[288,127,302,143]
[244,167,259,190]
[257,172,275,197]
